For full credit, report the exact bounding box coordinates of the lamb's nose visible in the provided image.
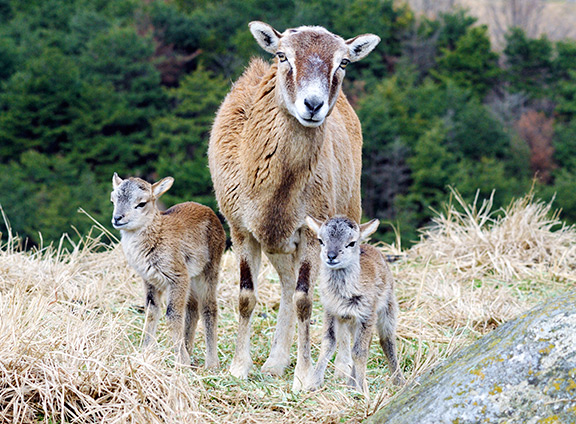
[327,251,338,261]
[113,214,124,225]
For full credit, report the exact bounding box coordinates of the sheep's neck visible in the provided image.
[241,68,325,252]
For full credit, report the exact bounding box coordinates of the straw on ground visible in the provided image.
[1,192,574,423]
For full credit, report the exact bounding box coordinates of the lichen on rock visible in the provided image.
[366,292,576,424]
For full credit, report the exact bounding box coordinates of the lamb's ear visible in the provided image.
[359,218,380,240]
[112,172,123,190]
[346,34,380,62]
[305,216,324,236]
[152,176,174,199]
[249,21,282,54]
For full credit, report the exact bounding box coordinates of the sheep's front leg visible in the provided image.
[292,259,316,392]
[142,282,161,350]
[334,320,353,379]
[262,252,297,376]
[167,279,190,366]
[349,320,375,395]
[304,312,336,391]
[230,232,261,379]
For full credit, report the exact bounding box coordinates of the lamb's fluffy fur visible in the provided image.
[111,174,226,368]
[305,216,404,394]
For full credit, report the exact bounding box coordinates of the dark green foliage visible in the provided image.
[151,68,229,209]
[503,28,553,98]
[0,151,109,246]
[0,0,574,247]
[432,25,500,99]
[436,9,477,51]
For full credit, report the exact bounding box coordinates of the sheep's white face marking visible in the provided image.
[110,173,173,232]
[250,22,380,128]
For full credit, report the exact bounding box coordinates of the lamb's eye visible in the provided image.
[340,59,350,69]
[318,238,324,246]
[135,202,146,209]
[347,241,356,248]
[276,52,287,62]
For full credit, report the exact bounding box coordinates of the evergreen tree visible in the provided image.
[431,25,500,99]
[151,68,228,209]
[504,27,553,98]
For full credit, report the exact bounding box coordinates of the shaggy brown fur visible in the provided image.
[208,22,379,390]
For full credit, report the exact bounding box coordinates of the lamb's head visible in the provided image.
[306,215,379,269]
[110,173,173,231]
[249,21,380,128]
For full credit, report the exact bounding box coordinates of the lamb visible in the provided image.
[304,216,404,394]
[111,173,226,367]
[209,21,380,391]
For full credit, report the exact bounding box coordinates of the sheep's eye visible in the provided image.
[340,59,350,69]
[347,241,356,248]
[318,238,324,246]
[135,202,146,209]
[276,52,287,62]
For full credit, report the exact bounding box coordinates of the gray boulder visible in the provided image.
[367,292,576,424]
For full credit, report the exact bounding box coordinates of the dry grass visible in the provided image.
[1,192,574,423]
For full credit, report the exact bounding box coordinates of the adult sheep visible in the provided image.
[208,21,380,391]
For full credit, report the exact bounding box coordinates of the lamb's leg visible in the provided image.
[166,278,191,366]
[349,319,374,395]
[184,283,199,366]
[304,312,336,391]
[200,268,220,369]
[230,232,261,379]
[142,282,161,350]
[377,297,405,385]
[333,320,353,379]
[261,252,297,376]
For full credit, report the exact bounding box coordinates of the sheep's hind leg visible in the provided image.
[229,233,261,379]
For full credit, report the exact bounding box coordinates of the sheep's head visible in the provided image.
[110,173,173,232]
[249,21,380,128]
[306,215,379,269]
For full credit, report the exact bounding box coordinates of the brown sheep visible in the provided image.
[208,21,380,390]
[111,173,226,368]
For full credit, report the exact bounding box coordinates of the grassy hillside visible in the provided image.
[1,192,574,423]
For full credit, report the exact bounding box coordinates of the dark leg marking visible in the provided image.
[295,261,311,294]
[240,259,253,290]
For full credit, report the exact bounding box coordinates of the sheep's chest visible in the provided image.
[121,236,171,291]
[319,276,373,323]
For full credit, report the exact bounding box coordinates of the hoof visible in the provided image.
[230,358,252,379]
[262,357,289,376]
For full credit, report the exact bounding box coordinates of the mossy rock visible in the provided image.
[367,292,576,423]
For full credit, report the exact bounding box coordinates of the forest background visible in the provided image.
[1,0,576,247]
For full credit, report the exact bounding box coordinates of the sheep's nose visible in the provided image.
[304,97,324,114]
[327,251,338,261]
[113,214,124,225]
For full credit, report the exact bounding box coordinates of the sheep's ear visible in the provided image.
[359,219,379,240]
[345,34,380,62]
[152,176,174,199]
[305,216,324,236]
[249,21,282,54]
[112,172,123,190]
